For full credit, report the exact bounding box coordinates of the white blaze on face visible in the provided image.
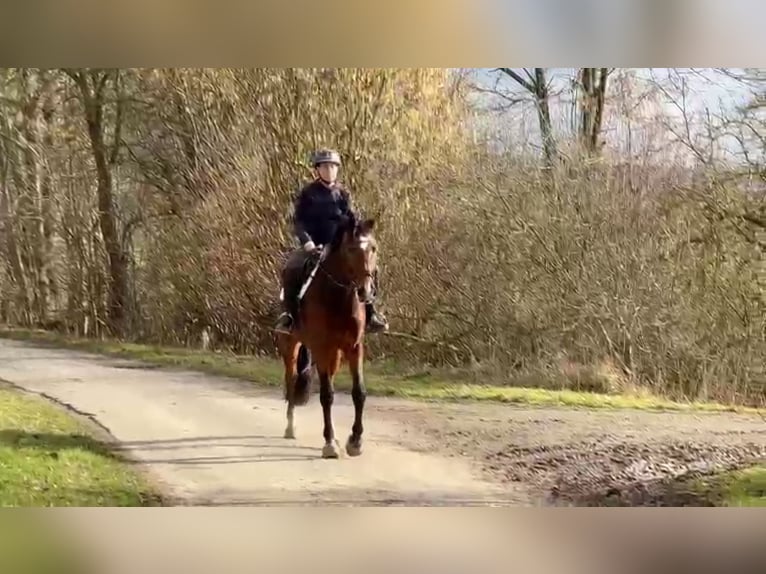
[358,234,374,298]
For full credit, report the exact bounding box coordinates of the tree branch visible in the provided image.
[496,68,535,93]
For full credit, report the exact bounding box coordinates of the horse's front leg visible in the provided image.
[318,348,342,459]
[345,342,366,457]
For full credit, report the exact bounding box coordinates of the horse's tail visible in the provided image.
[293,343,312,406]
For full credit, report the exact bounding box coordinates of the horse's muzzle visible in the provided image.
[359,275,374,302]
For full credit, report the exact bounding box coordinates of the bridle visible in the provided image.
[296,222,376,303]
[317,247,374,294]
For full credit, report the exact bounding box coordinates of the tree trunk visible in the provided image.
[21,70,56,324]
[498,68,558,169]
[578,68,609,156]
[0,136,33,325]
[533,68,556,169]
[66,69,129,337]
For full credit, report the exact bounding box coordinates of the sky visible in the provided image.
[465,67,762,166]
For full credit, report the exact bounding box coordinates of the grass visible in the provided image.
[687,466,766,507]
[0,384,163,506]
[0,326,762,414]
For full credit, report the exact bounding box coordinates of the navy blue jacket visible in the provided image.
[292,179,355,247]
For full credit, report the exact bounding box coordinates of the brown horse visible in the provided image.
[275,213,378,458]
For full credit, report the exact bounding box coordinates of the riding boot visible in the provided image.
[275,283,300,334]
[365,301,389,334]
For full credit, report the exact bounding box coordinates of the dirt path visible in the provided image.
[0,338,764,507]
[0,339,524,506]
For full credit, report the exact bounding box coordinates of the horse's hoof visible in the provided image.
[284,427,296,439]
[321,441,340,459]
[346,436,363,457]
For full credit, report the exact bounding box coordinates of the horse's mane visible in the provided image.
[329,212,359,252]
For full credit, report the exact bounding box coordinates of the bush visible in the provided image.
[0,67,763,405]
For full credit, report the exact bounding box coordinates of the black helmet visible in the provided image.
[311,148,341,167]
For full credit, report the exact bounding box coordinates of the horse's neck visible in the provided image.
[316,254,357,306]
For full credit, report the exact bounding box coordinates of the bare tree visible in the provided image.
[0,67,761,405]
[576,68,611,156]
[497,68,558,168]
[62,68,129,337]
[0,68,59,325]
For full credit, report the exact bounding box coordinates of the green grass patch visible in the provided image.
[0,384,163,506]
[687,466,766,507]
[0,326,761,414]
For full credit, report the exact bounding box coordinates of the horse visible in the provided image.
[275,213,378,459]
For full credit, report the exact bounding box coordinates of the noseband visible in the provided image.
[316,243,374,294]
[318,258,373,293]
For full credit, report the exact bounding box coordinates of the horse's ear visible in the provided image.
[357,218,375,236]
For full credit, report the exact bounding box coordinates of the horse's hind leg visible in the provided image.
[279,335,300,439]
[317,348,342,459]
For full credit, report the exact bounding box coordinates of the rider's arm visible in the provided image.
[292,189,313,246]
[339,187,359,220]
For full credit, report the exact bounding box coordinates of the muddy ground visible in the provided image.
[375,400,766,506]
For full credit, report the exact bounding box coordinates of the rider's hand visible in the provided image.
[303,241,316,252]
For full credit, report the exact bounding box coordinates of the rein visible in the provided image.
[296,221,375,303]
[316,252,372,293]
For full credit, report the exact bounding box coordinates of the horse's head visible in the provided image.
[329,212,378,300]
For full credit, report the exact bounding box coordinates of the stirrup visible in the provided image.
[366,314,389,334]
[273,312,293,335]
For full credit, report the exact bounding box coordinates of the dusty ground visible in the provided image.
[0,339,522,506]
[0,338,764,507]
[377,401,766,506]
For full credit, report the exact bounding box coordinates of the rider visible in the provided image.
[274,148,389,334]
